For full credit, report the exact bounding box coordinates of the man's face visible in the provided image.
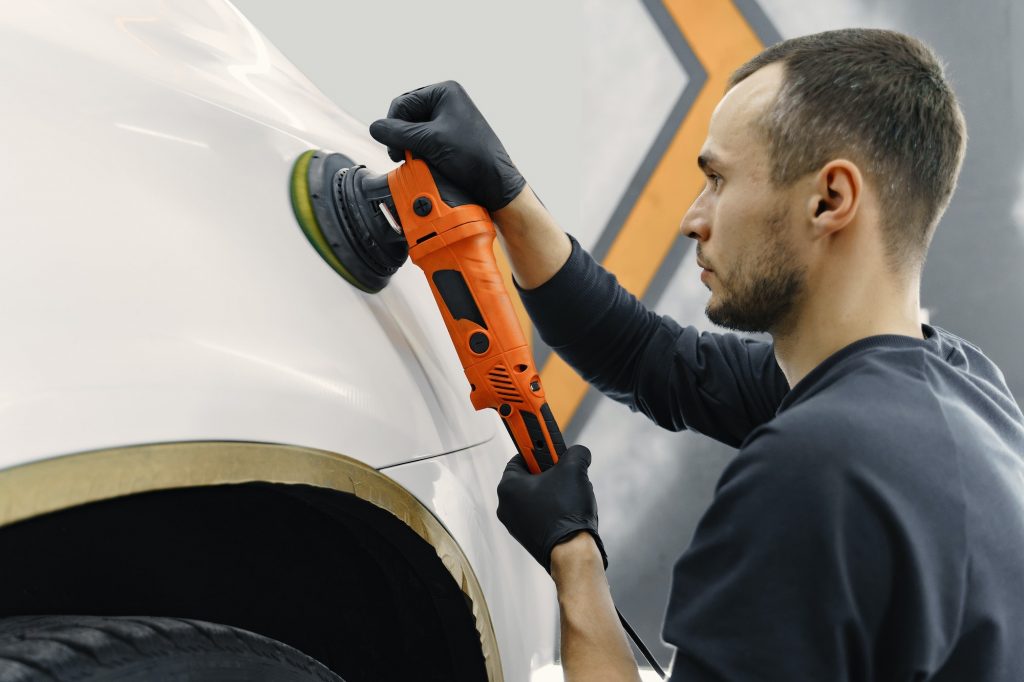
[680,63,808,336]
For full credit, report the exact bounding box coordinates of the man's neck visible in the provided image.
[771,280,924,390]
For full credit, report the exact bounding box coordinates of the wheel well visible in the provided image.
[0,482,488,681]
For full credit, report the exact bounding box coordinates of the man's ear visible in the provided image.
[807,159,862,236]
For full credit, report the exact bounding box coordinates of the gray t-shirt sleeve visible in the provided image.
[515,233,789,447]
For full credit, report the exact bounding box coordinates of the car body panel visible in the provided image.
[383,430,559,680]
[0,1,493,470]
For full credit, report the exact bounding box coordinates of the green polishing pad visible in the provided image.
[288,149,376,293]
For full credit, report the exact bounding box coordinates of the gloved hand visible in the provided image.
[496,445,608,573]
[368,80,527,212]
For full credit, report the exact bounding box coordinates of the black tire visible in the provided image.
[0,615,345,681]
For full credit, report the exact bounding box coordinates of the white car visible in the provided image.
[0,2,556,680]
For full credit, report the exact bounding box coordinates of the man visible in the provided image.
[369,29,1024,681]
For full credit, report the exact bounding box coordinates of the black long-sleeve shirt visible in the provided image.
[516,234,1024,681]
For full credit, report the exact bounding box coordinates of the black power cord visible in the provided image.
[616,606,666,678]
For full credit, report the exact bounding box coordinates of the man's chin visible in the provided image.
[705,300,729,329]
[706,301,764,334]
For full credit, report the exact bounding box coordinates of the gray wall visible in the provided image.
[231,0,584,239]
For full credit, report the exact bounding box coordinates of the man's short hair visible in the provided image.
[729,28,967,276]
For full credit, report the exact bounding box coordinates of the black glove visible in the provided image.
[368,80,527,212]
[496,445,608,573]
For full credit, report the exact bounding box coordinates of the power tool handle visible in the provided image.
[504,402,567,474]
[389,153,565,474]
[539,405,568,465]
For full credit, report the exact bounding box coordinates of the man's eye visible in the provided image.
[706,173,721,190]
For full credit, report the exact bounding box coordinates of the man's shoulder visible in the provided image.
[742,386,919,458]
[768,353,955,448]
[735,391,951,489]
[730,390,967,533]
[732,415,859,487]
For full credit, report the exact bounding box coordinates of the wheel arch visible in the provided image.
[0,441,502,681]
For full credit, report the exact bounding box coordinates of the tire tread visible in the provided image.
[0,616,341,681]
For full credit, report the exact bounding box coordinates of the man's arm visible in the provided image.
[492,184,572,290]
[550,532,641,682]
[494,185,788,446]
[496,447,643,680]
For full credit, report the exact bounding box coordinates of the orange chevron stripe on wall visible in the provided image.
[494,0,771,430]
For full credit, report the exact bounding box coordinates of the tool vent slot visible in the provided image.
[488,365,523,403]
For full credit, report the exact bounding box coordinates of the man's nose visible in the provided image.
[680,202,710,241]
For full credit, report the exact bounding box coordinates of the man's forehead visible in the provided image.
[702,63,784,165]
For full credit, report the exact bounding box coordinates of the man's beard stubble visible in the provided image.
[704,208,807,336]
